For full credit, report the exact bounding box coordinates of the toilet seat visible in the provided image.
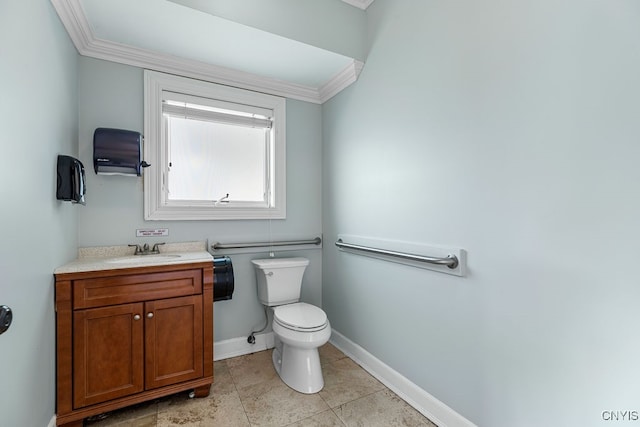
[274,302,328,332]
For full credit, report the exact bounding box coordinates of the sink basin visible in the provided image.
[106,254,182,264]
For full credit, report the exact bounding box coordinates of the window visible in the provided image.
[144,70,286,220]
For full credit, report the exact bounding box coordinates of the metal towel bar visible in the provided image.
[335,239,459,269]
[212,237,322,250]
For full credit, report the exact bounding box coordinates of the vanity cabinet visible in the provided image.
[55,261,213,427]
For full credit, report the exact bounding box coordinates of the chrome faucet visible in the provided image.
[151,243,165,253]
[128,242,165,255]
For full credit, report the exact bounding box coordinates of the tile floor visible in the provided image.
[85,343,437,427]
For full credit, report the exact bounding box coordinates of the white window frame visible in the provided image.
[143,70,286,220]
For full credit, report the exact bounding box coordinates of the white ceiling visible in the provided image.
[51,0,373,103]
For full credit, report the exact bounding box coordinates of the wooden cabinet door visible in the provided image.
[145,295,203,389]
[73,303,144,408]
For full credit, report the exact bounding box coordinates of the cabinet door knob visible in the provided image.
[133,314,141,321]
[147,312,154,319]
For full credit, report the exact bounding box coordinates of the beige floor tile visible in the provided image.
[156,384,250,427]
[78,348,439,427]
[84,400,158,427]
[226,349,278,389]
[85,413,157,427]
[213,359,229,375]
[319,357,385,408]
[156,393,249,427]
[334,389,437,427]
[238,376,330,426]
[319,342,347,366]
[212,360,237,394]
[286,409,346,427]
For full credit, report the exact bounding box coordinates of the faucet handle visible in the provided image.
[128,244,143,255]
[151,242,165,254]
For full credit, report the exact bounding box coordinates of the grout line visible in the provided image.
[223,358,254,426]
[316,385,344,425]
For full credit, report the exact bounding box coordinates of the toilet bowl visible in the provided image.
[271,302,331,394]
[251,258,331,394]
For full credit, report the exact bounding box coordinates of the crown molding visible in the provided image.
[319,60,364,103]
[83,37,322,104]
[51,0,363,104]
[340,0,375,10]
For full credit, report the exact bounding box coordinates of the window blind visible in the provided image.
[162,91,273,129]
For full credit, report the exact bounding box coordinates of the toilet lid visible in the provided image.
[274,303,327,331]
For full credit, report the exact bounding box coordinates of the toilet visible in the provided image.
[251,257,331,394]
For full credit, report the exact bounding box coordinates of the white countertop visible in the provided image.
[54,241,213,274]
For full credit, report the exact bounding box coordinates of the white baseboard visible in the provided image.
[47,415,56,427]
[330,330,476,427]
[214,332,275,361]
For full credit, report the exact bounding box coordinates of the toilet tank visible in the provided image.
[251,257,309,306]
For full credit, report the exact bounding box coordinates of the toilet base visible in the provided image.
[272,343,324,394]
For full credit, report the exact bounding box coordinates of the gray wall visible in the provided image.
[0,1,78,426]
[77,57,323,341]
[322,1,640,426]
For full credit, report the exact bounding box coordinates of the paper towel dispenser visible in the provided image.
[56,155,86,205]
[93,128,150,176]
[213,256,234,302]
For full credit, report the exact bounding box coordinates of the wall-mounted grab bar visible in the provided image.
[335,239,459,269]
[212,237,322,250]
